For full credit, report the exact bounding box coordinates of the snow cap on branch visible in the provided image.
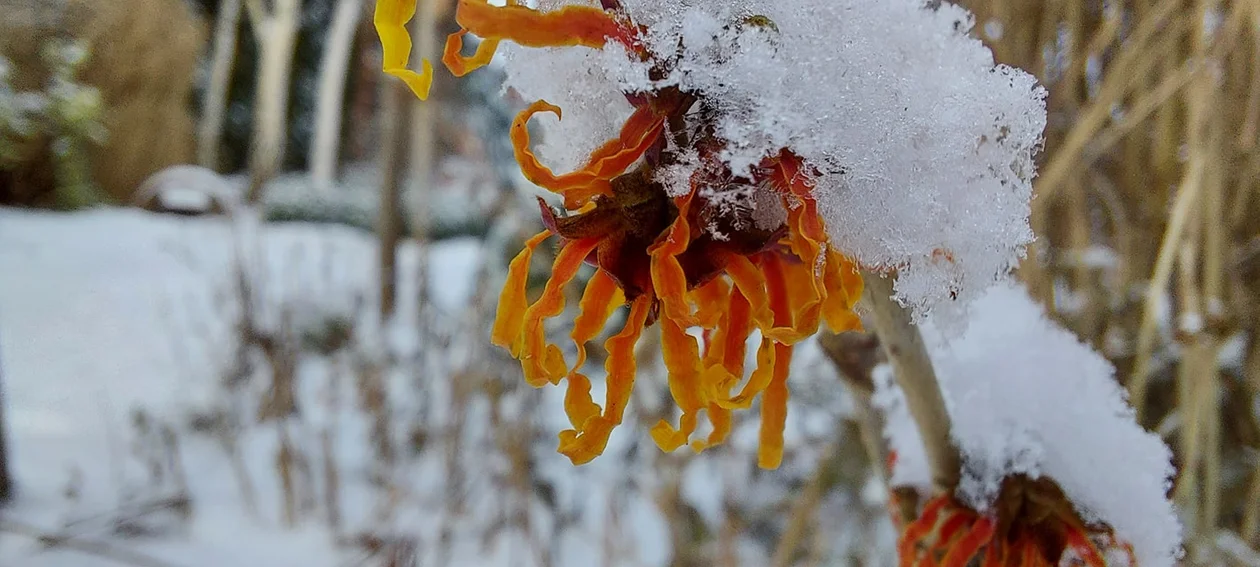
[502,0,1046,319]
[879,282,1182,567]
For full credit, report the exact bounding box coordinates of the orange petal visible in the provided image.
[822,249,864,332]
[937,510,976,544]
[569,268,625,374]
[442,30,500,77]
[649,196,698,327]
[455,0,638,50]
[762,253,821,345]
[563,371,602,430]
[557,295,651,464]
[714,336,774,409]
[899,496,950,564]
[940,518,995,567]
[719,286,753,380]
[520,237,601,387]
[764,149,816,198]
[1064,529,1108,567]
[690,276,730,329]
[756,342,791,469]
[724,253,773,330]
[375,0,434,100]
[490,230,551,353]
[510,101,611,198]
[692,402,732,450]
[649,312,706,452]
[1018,539,1040,567]
[510,101,664,206]
[981,539,1008,567]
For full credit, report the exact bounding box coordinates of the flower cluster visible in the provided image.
[376,0,863,468]
[898,476,1136,567]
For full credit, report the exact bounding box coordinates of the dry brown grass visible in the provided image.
[0,0,204,203]
[956,0,1260,556]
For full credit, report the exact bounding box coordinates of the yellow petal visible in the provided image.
[756,342,792,469]
[374,0,434,100]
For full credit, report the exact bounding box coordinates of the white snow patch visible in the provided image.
[498,0,1045,320]
[909,281,1182,567]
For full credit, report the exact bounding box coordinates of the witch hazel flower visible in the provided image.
[877,282,1183,567]
[375,0,1044,468]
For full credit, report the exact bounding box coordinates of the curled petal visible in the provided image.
[723,253,774,330]
[520,237,601,387]
[563,371,602,430]
[822,249,864,332]
[649,195,698,327]
[587,105,666,168]
[455,0,639,50]
[697,284,747,408]
[511,101,612,199]
[490,230,550,354]
[511,101,664,207]
[442,30,500,77]
[649,313,706,451]
[559,270,623,430]
[569,269,625,374]
[375,0,434,100]
[714,336,774,409]
[692,402,732,450]
[558,296,651,464]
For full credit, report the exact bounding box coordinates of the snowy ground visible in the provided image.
[0,208,484,566]
[0,207,890,567]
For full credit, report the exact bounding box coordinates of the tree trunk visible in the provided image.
[308,0,363,188]
[378,81,411,318]
[196,0,243,170]
[246,0,303,203]
[407,0,445,307]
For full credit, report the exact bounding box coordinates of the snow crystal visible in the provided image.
[497,0,1046,318]
[883,281,1182,567]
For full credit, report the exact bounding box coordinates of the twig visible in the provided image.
[771,442,835,567]
[0,519,182,567]
[1243,460,1260,546]
[817,331,910,523]
[860,272,960,493]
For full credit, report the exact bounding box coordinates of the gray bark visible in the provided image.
[308,0,363,188]
[245,0,304,203]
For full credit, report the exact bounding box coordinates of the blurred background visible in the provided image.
[0,0,1258,565]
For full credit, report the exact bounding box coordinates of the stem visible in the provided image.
[861,272,960,493]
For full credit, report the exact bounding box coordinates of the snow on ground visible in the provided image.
[0,206,471,561]
[0,207,881,567]
[0,207,493,566]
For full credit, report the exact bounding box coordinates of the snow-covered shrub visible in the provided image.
[0,40,108,209]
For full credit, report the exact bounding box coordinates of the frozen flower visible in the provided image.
[375,0,863,468]
[899,475,1135,567]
